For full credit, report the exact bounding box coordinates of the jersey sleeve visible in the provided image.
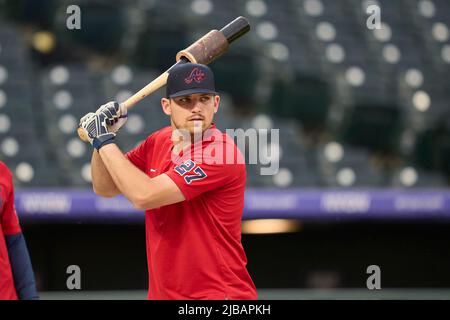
[165,156,245,201]
[1,167,21,236]
[125,133,155,172]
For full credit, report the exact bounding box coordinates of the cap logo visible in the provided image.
[184,67,206,84]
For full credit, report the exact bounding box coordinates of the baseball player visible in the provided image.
[79,63,257,300]
[0,161,39,300]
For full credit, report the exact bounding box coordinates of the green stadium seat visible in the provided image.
[55,2,125,54]
[209,49,259,110]
[338,103,404,154]
[131,26,189,73]
[268,72,331,130]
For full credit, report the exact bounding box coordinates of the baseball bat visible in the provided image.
[78,16,250,142]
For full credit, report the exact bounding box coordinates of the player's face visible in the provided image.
[162,93,220,135]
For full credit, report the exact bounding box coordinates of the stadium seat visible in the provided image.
[1,0,56,28]
[210,49,259,110]
[413,118,450,176]
[54,1,125,54]
[390,166,448,188]
[338,103,404,154]
[317,143,386,187]
[131,26,189,73]
[267,71,331,130]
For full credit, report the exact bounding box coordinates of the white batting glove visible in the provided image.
[79,111,116,150]
[95,101,128,134]
[79,112,96,144]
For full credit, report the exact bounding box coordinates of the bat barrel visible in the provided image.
[220,16,251,44]
[176,16,251,65]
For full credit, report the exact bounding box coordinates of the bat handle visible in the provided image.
[122,58,189,109]
[77,102,128,142]
[121,74,167,109]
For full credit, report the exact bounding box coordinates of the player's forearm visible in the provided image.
[91,150,121,197]
[98,144,156,209]
[6,233,39,300]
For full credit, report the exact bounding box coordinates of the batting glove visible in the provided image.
[95,101,128,134]
[79,111,116,151]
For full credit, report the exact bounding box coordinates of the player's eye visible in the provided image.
[200,96,210,103]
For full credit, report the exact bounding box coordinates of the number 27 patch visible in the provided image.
[174,160,207,184]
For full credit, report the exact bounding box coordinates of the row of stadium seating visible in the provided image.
[0,0,449,188]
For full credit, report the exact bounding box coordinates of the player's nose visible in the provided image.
[191,101,202,113]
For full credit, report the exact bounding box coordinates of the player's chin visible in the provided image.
[186,120,206,133]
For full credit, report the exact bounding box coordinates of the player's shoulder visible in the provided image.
[140,126,172,148]
[220,129,246,166]
[204,126,238,148]
[148,126,172,142]
[197,127,246,172]
[156,125,173,136]
[0,161,12,176]
[0,161,13,185]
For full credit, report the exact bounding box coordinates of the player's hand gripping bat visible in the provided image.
[77,16,251,142]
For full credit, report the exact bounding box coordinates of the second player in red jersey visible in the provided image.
[0,161,39,300]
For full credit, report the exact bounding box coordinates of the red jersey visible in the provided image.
[127,125,257,300]
[0,161,21,300]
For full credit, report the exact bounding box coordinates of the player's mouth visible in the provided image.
[188,116,204,121]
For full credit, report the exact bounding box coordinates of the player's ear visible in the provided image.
[161,98,172,116]
[213,95,220,114]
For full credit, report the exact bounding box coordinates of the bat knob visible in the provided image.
[220,16,251,44]
[77,127,90,142]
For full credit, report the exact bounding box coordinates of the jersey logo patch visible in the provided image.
[174,160,207,184]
